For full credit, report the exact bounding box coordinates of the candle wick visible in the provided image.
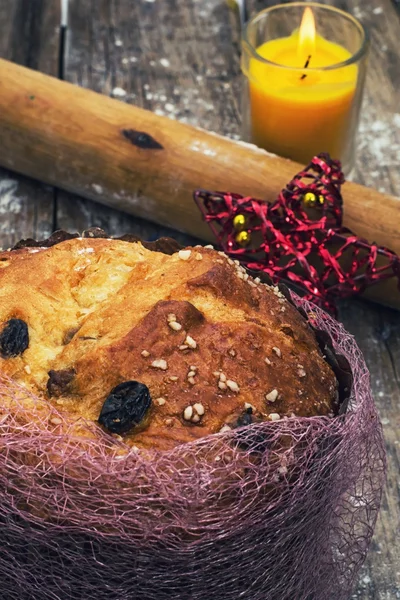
[300,55,312,80]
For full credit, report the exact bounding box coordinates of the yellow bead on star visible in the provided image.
[303,192,325,207]
[235,230,251,247]
[233,214,247,231]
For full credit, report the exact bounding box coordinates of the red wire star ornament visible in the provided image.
[194,153,400,314]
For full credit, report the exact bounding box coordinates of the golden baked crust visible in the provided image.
[0,237,338,451]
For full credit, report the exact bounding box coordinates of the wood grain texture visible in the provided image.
[56,0,242,239]
[0,0,58,249]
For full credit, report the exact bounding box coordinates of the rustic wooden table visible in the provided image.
[0,1,399,598]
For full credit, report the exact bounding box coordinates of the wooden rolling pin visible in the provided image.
[0,58,399,309]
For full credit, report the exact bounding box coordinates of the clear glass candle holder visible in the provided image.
[241,2,369,175]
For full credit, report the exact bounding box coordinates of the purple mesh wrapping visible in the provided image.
[0,298,386,600]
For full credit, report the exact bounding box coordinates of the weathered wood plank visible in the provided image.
[0,0,59,248]
[57,0,241,236]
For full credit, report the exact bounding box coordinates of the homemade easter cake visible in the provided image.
[0,231,386,600]
[0,230,339,451]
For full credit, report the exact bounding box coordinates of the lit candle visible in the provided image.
[242,5,367,169]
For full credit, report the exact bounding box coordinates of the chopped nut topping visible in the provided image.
[188,377,196,385]
[272,347,282,358]
[204,244,214,249]
[183,403,204,423]
[248,281,257,288]
[179,344,189,351]
[265,389,279,402]
[185,335,197,349]
[169,376,179,382]
[167,313,177,322]
[24,364,31,374]
[218,381,227,390]
[237,272,244,280]
[272,285,285,299]
[226,379,240,393]
[244,402,255,411]
[190,365,197,371]
[193,403,205,416]
[165,418,174,426]
[188,370,196,378]
[156,397,166,406]
[183,405,193,421]
[219,372,227,382]
[141,350,150,358]
[254,277,261,284]
[195,252,203,261]
[219,424,232,433]
[168,321,182,331]
[265,357,272,366]
[178,249,192,261]
[227,258,234,265]
[298,368,306,378]
[229,348,236,357]
[213,371,221,377]
[269,413,281,421]
[151,359,168,370]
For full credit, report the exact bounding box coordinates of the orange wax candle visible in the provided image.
[248,7,358,165]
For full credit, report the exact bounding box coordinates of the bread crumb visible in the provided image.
[24,364,31,374]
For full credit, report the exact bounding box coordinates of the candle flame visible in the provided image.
[298,7,316,64]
